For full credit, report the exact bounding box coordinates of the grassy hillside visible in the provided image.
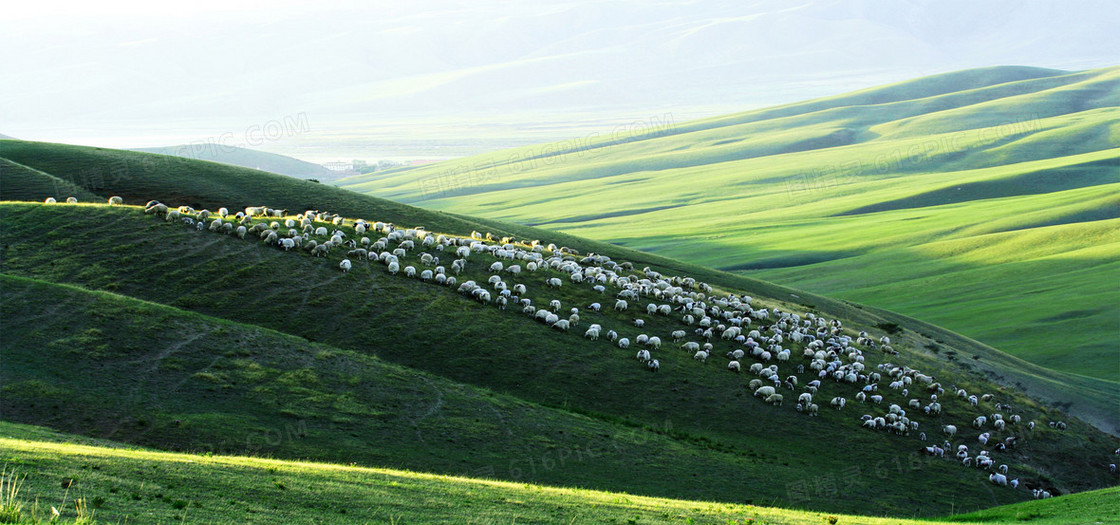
[2,201,1117,516]
[6,422,1116,525]
[2,273,867,510]
[0,143,1117,517]
[132,143,341,181]
[334,66,1120,386]
[0,158,101,202]
[3,139,1115,439]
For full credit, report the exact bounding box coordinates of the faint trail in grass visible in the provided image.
[408,375,444,443]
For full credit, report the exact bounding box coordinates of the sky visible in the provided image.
[1,0,1117,162]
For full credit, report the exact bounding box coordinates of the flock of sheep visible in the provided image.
[46,196,1118,497]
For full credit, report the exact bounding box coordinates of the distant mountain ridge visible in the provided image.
[133,143,340,181]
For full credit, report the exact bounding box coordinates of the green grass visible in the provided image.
[2,421,1117,525]
[0,141,1117,520]
[333,66,1120,388]
[2,138,1114,436]
[1,202,1117,518]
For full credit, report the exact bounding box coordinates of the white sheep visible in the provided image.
[618,338,630,349]
[693,350,709,362]
[615,299,628,311]
[44,197,57,204]
[647,359,660,372]
[339,259,352,273]
[727,361,741,373]
[108,196,123,205]
[636,349,651,362]
[66,197,78,203]
[989,473,1008,486]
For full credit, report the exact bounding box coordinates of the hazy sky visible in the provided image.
[2,0,1117,160]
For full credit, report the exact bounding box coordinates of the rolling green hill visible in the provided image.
[2,422,1117,525]
[334,66,1120,387]
[132,143,340,181]
[0,140,1114,436]
[0,157,101,203]
[0,143,1117,520]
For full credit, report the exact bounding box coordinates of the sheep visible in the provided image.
[636,349,651,363]
[44,197,57,204]
[754,386,776,398]
[647,336,661,349]
[108,196,123,205]
[633,319,645,327]
[943,425,958,438]
[989,473,1008,486]
[765,394,784,406]
[618,338,630,349]
[584,327,601,340]
[830,397,846,410]
[278,238,295,251]
[614,299,628,311]
[387,261,400,274]
[339,259,352,273]
[552,319,570,331]
[236,226,247,239]
[693,350,709,362]
[727,361,741,373]
[66,197,78,203]
[547,277,563,288]
[647,359,660,372]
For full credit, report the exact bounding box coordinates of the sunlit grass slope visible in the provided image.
[335,66,1120,384]
[5,422,1116,525]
